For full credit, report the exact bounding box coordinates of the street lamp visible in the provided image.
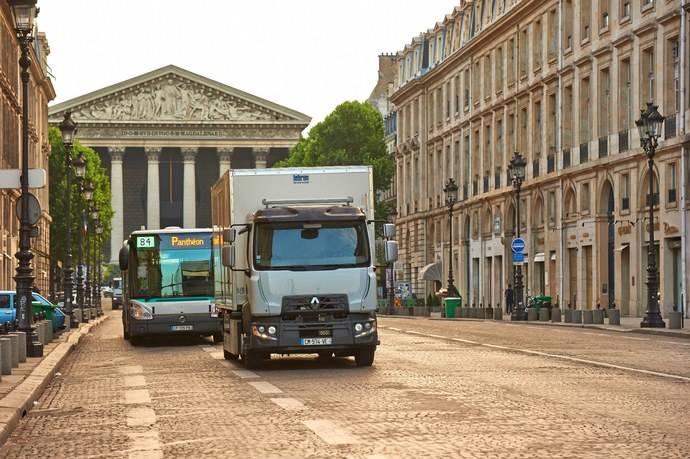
[636,102,666,328]
[95,219,104,316]
[77,179,93,323]
[73,152,86,322]
[443,178,460,297]
[59,111,79,328]
[89,206,99,316]
[10,0,42,357]
[509,151,527,321]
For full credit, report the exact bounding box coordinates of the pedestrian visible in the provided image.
[505,284,514,314]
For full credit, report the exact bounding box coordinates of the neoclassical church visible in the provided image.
[48,65,310,262]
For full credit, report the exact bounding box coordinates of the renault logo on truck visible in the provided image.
[310,297,320,310]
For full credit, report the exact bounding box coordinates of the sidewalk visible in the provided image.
[381,311,690,339]
[0,314,108,445]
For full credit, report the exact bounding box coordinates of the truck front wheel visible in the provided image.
[224,349,239,360]
[354,347,375,367]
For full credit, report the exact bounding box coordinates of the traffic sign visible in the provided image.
[511,237,526,253]
[0,169,47,189]
[512,253,525,264]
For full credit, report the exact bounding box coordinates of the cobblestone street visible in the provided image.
[1,311,689,458]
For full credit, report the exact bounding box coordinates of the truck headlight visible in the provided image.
[354,323,363,333]
[251,324,277,342]
[355,319,376,338]
[130,302,153,320]
[268,326,277,335]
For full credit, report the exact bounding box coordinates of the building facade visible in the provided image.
[48,65,310,263]
[0,3,55,293]
[390,0,689,318]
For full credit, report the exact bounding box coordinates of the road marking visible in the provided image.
[386,329,690,383]
[247,381,282,394]
[200,346,217,353]
[660,340,690,346]
[118,365,144,375]
[123,375,147,388]
[126,407,157,427]
[303,419,359,445]
[270,397,305,411]
[232,370,259,379]
[127,431,163,459]
[619,336,649,341]
[388,327,402,331]
[208,351,225,360]
[124,389,152,405]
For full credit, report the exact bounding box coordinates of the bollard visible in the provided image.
[0,338,11,375]
[35,322,44,345]
[668,311,682,329]
[551,308,561,323]
[527,307,538,321]
[44,320,54,342]
[494,306,503,320]
[5,334,18,368]
[572,309,583,323]
[13,331,26,363]
[583,310,594,324]
[592,309,604,324]
[538,308,550,321]
[73,308,82,326]
[564,308,572,323]
[608,308,620,325]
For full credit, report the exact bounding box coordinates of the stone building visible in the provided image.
[390,0,688,318]
[48,65,310,262]
[0,4,55,293]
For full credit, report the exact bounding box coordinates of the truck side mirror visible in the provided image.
[223,227,236,244]
[385,240,398,263]
[118,245,128,271]
[383,223,396,239]
[221,245,235,267]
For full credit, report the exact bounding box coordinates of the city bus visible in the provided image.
[118,227,221,344]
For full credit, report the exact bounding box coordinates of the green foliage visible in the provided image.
[275,101,394,220]
[49,127,113,268]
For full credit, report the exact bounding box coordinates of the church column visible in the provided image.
[182,147,197,228]
[109,147,125,263]
[145,147,161,230]
[254,147,269,169]
[217,147,233,176]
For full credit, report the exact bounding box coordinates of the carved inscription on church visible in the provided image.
[74,76,284,122]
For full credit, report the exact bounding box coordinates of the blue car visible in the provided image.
[0,291,66,332]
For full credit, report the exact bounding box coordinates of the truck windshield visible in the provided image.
[129,233,214,298]
[254,221,370,270]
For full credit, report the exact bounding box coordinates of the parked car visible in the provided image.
[101,285,113,298]
[111,277,123,309]
[0,291,66,332]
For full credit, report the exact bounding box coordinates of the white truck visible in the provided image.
[211,166,397,368]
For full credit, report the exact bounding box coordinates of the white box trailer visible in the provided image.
[211,166,397,368]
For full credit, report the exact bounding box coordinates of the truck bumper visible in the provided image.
[246,314,377,354]
[129,314,221,338]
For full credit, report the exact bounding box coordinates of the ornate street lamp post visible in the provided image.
[509,152,527,321]
[89,205,99,316]
[386,208,398,315]
[59,111,79,328]
[77,179,93,323]
[95,220,104,316]
[10,0,41,356]
[72,153,86,322]
[443,178,460,297]
[636,102,666,328]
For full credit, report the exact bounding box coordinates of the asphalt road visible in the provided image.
[1,312,688,458]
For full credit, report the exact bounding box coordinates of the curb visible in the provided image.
[381,314,690,339]
[0,315,108,446]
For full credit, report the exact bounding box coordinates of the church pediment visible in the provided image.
[49,65,310,126]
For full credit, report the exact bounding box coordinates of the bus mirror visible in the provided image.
[385,240,398,264]
[223,227,236,244]
[221,245,235,267]
[118,245,129,271]
[383,223,396,239]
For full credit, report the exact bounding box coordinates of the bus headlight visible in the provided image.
[130,302,153,320]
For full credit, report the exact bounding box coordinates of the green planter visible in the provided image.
[527,307,538,321]
[551,308,561,323]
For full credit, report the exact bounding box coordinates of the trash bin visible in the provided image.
[443,297,461,319]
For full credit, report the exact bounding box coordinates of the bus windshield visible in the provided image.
[254,221,370,270]
[129,232,213,299]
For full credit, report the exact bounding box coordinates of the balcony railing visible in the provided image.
[665,113,677,139]
[599,136,608,158]
[532,159,540,177]
[547,154,555,173]
[563,148,571,168]
[619,130,629,152]
[579,143,589,163]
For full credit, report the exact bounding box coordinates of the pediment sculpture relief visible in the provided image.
[73,77,285,123]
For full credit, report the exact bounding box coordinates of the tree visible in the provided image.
[276,101,394,219]
[49,127,113,271]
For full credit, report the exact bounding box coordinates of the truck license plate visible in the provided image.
[171,325,193,331]
[300,337,332,346]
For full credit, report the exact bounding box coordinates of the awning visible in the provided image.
[534,253,545,262]
[419,262,443,281]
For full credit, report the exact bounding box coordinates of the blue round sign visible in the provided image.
[511,238,526,253]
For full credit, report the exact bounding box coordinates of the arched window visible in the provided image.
[564,187,577,218]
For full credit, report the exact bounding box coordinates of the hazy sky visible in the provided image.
[39,0,458,131]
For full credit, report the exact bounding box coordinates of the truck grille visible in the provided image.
[281,295,349,320]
